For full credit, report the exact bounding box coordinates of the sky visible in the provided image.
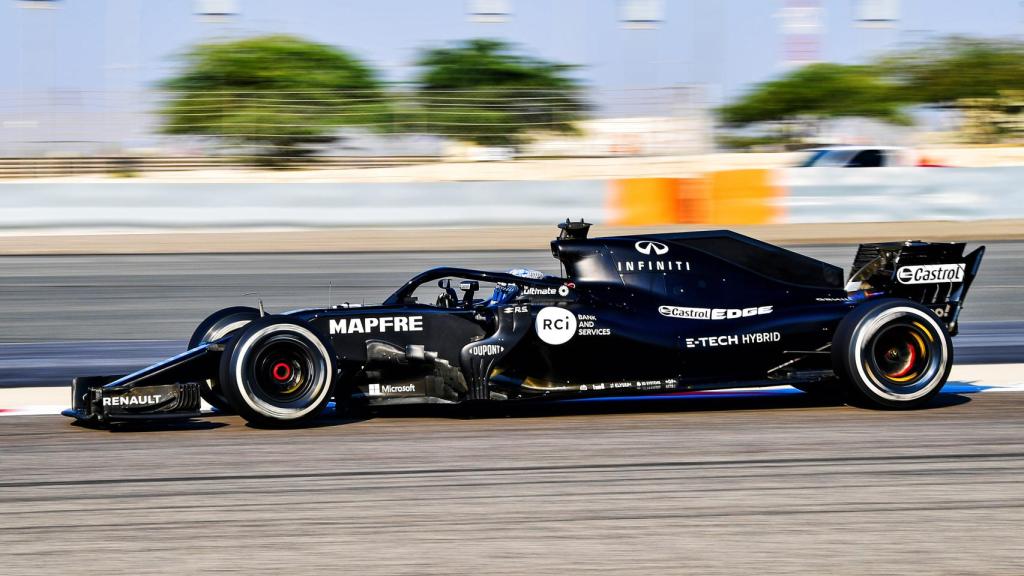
[0,0,1022,101]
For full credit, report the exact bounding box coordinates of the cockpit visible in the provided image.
[382,267,569,310]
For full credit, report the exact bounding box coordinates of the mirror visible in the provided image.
[435,278,459,308]
[459,280,479,305]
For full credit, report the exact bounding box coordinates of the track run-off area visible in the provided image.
[0,244,1021,574]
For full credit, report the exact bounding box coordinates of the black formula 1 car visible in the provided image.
[64,221,984,427]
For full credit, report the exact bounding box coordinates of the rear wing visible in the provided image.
[847,241,985,336]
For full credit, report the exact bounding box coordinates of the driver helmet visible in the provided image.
[489,268,545,305]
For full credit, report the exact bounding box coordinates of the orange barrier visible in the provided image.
[704,169,783,225]
[676,177,711,224]
[607,178,680,226]
[608,170,783,226]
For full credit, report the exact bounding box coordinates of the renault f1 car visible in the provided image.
[63,221,984,427]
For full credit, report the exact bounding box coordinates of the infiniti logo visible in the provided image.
[635,241,668,256]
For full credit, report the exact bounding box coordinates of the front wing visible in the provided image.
[62,344,219,423]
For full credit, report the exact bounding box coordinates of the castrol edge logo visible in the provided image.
[896,264,965,285]
[658,305,773,321]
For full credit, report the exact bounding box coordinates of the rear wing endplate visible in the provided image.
[847,241,985,335]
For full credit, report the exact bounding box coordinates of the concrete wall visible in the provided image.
[2,167,1023,232]
[778,167,1024,223]
[0,180,609,230]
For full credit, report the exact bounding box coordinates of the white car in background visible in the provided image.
[799,146,943,168]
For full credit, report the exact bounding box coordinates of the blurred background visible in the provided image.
[3,0,1024,232]
[2,0,1024,170]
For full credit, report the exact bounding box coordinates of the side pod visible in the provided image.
[62,344,222,423]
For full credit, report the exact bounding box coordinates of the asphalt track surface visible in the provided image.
[0,392,1022,575]
[0,242,1020,387]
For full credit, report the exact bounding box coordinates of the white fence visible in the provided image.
[779,167,1024,223]
[0,180,611,230]
[3,167,1023,232]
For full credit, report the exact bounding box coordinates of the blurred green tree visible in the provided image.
[718,63,910,128]
[880,37,1024,105]
[956,91,1024,144]
[160,35,391,159]
[879,37,1024,143]
[408,39,587,147]
[718,37,1024,147]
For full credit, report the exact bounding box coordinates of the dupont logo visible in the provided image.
[469,344,504,356]
[635,240,669,256]
[896,264,965,285]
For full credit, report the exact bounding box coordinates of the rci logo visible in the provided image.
[535,307,577,345]
[634,240,669,256]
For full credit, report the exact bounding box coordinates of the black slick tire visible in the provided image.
[832,298,953,409]
[188,306,261,412]
[219,316,337,427]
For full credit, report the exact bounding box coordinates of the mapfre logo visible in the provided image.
[635,240,669,256]
[896,264,965,285]
[329,316,423,335]
[535,307,577,345]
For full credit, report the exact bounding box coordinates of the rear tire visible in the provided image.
[189,306,261,412]
[219,316,336,427]
[833,298,953,409]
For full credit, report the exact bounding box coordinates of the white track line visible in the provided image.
[2,363,1022,417]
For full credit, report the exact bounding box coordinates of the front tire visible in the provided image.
[833,298,953,409]
[189,306,261,412]
[219,316,336,427]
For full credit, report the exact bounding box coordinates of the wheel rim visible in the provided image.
[245,334,324,409]
[251,337,317,403]
[860,313,945,400]
[872,324,927,381]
